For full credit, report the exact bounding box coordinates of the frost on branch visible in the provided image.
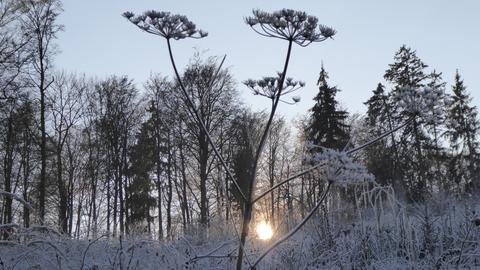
[422,86,446,125]
[243,74,304,102]
[122,11,207,40]
[392,86,444,124]
[310,148,375,186]
[245,9,336,46]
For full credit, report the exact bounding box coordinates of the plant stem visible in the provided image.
[235,40,293,270]
[251,183,332,269]
[165,38,247,202]
[252,117,414,204]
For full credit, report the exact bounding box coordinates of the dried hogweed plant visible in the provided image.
[243,74,305,104]
[123,8,412,270]
[123,10,247,204]
[245,9,336,46]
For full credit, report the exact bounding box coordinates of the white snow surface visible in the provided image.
[1,194,479,269]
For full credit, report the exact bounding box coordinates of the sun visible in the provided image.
[256,221,273,240]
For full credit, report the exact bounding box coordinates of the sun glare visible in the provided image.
[256,221,273,240]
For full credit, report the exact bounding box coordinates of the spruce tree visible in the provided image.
[446,70,479,192]
[365,83,391,128]
[307,64,349,151]
[384,45,427,90]
[384,45,431,201]
[364,83,397,187]
[424,70,447,187]
[127,117,156,233]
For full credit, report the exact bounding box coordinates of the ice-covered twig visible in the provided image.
[0,223,20,230]
[0,190,33,211]
[253,117,413,203]
[27,240,72,269]
[251,183,332,269]
[25,225,61,236]
[253,161,326,203]
[80,234,107,270]
[190,240,237,262]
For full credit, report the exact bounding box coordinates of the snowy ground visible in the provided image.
[1,195,479,270]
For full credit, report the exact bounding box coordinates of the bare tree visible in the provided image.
[94,76,142,236]
[21,0,63,223]
[48,72,85,234]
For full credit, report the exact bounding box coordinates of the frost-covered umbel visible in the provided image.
[122,11,207,40]
[243,73,305,102]
[309,148,375,186]
[245,9,336,46]
[393,87,443,122]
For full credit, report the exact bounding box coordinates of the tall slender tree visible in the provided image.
[446,70,479,191]
[363,83,397,187]
[95,76,141,236]
[49,72,85,234]
[307,64,350,151]
[127,118,156,234]
[181,56,238,228]
[424,70,447,188]
[384,45,430,201]
[21,0,63,223]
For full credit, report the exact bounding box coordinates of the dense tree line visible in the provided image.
[363,45,479,201]
[1,0,479,245]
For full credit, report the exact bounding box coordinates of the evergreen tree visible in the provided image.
[446,70,479,192]
[230,110,264,212]
[307,64,349,151]
[363,83,397,187]
[127,118,156,233]
[365,83,395,130]
[384,45,431,201]
[384,45,427,90]
[424,70,447,187]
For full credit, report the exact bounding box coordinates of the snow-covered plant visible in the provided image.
[392,86,425,116]
[312,148,375,186]
[392,86,444,123]
[123,8,410,270]
[245,9,336,46]
[422,87,446,125]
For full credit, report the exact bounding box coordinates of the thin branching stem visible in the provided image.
[251,183,332,269]
[166,38,247,202]
[80,234,107,270]
[252,161,326,204]
[346,117,415,155]
[252,116,414,203]
[235,40,294,270]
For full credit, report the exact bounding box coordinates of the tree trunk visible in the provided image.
[56,148,68,234]
[38,42,47,224]
[3,116,14,238]
[199,128,209,228]
[22,127,31,228]
[179,133,190,231]
[166,132,173,239]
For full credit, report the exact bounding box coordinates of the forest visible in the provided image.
[0,1,479,269]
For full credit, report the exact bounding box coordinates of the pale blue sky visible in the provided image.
[56,0,480,120]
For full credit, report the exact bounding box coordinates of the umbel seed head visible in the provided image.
[245,9,336,47]
[243,75,305,100]
[123,11,207,40]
